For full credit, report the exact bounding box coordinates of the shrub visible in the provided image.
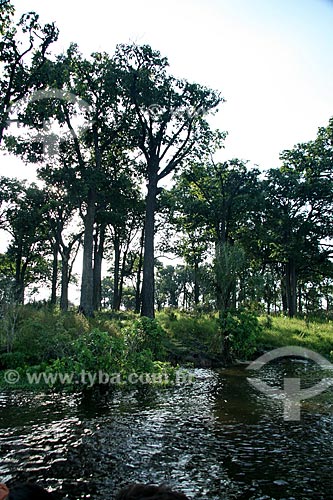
[0,351,27,369]
[211,310,262,360]
[158,311,218,346]
[71,328,126,373]
[0,308,91,368]
[123,317,168,360]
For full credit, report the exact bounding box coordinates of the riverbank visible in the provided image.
[0,307,332,390]
[256,315,333,359]
[158,311,333,365]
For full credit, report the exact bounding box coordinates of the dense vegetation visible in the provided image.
[1,305,332,390]
[0,3,332,383]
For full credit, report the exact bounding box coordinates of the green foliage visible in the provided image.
[211,310,262,360]
[0,307,176,391]
[1,304,332,395]
[57,328,126,374]
[263,315,273,329]
[123,317,168,361]
[258,315,333,360]
[0,5,58,143]
[0,351,26,369]
[0,307,90,367]
[0,179,53,303]
[215,242,246,311]
[158,310,219,362]
[159,310,217,343]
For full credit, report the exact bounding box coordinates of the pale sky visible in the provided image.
[2,0,333,178]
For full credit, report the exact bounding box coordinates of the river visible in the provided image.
[0,360,332,499]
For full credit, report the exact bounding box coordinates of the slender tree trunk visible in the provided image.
[117,268,124,311]
[290,258,297,316]
[50,240,59,305]
[113,234,120,311]
[286,258,296,318]
[15,252,26,304]
[135,227,144,314]
[194,260,199,306]
[93,253,102,311]
[93,230,99,311]
[215,241,223,311]
[117,241,133,310]
[60,253,69,312]
[58,235,81,313]
[281,277,287,314]
[80,189,96,316]
[231,286,237,309]
[15,255,22,304]
[16,277,25,305]
[117,250,127,311]
[141,175,157,318]
[93,224,106,311]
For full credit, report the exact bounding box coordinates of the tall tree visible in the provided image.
[44,187,82,311]
[115,43,223,317]
[261,149,333,317]
[0,179,49,303]
[173,158,261,311]
[92,148,144,311]
[5,45,133,316]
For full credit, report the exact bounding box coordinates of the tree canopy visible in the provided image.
[1,5,332,319]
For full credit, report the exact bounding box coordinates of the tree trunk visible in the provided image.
[141,176,157,318]
[15,277,25,305]
[15,252,25,304]
[286,258,297,318]
[215,241,223,311]
[50,240,59,305]
[60,252,69,312]
[194,260,199,306]
[117,252,126,311]
[281,277,287,314]
[93,224,106,311]
[117,242,132,310]
[215,242,233,313]
[231,286,237,309]
[79,188,96,317]
[134,227,144,314]
[112,234,121,311]
[117,267,125,311]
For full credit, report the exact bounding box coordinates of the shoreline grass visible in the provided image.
[1,307,332,393]
[258,315,333,360]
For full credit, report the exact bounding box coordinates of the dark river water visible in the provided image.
[0,361,332,500]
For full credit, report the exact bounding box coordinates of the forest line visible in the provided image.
[0,3,332,322]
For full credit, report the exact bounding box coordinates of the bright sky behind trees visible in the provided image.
[2,0,333,179]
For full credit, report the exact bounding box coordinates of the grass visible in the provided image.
[1,306,332,374]
[258,315,333,360]
[156,309,219,357]
[158,310,333,361]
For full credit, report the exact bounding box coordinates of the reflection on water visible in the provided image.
[0,361,332,499]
